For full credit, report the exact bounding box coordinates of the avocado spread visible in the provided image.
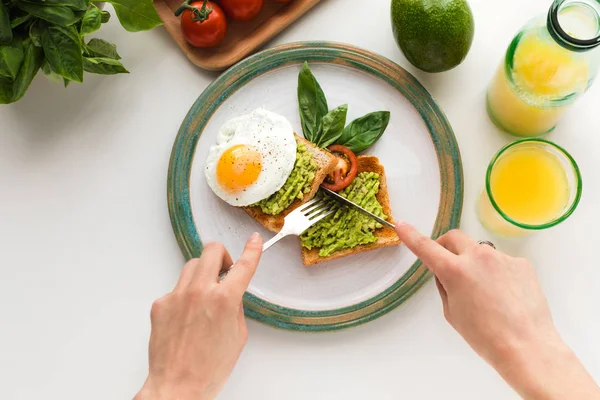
[300,172,387,257]
[253,139,318,215]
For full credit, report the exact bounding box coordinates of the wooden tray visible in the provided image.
[153,0,321,71]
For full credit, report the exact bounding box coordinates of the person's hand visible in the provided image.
[395,222,600,400]
[135,233,263,400]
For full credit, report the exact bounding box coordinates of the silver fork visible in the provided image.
[262,195,338,251]
[218,196,337,282]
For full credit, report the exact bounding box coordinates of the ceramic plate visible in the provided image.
[168,42,463,331]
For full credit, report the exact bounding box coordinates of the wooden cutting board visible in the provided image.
[154,0,322,71]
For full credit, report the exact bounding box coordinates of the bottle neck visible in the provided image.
[547,0,600,52]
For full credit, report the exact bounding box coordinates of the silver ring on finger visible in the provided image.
[477,240,496,249]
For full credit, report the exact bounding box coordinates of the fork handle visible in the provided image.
[262,231,288,252]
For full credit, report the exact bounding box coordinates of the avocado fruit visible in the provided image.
[391,0,475,73]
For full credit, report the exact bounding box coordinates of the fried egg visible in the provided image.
[205,108,297,206]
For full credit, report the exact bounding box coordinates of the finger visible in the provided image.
[174,258,199,292]
[191,242,233,288]
[226,233,263,295]
[435,277,450,322]
[437,229,477,255]
[395,221,456,277]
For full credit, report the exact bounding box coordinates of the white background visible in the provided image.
[1,0,599,399]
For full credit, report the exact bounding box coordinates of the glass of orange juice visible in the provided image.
[477,139,582,237]
[487,0,600,137]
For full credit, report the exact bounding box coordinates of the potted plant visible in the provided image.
[0,0,162,104]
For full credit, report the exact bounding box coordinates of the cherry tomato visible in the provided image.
[219,0,264,22]
[180,1,227,48]
[322,145,359,192]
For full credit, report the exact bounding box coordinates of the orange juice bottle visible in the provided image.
[487,0,600,137]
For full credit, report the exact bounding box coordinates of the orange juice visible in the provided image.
[486,0,599,137]
[490,147,569,225]
[477,140,581,237]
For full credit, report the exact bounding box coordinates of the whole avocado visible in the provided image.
[391,0,475,73]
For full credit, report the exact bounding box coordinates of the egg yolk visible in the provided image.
[216,144,263,192]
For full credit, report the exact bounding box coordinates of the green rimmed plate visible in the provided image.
[168,42,463,331]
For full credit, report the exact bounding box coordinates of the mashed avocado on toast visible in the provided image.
[300,172,387,257]
[253,139,319,215]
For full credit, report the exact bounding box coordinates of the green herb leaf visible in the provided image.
[0,0,13,45]
[100,10,111,23]
[297,62,328,142]
[80,5,102,36]
[0,40,25,80]
[0,75,12,103]
[16,2,84,26]
[337,111,391,153]
[318,104,348,148]
[41,59,62,83]
[63,77,70,87]
[29,20,43,47]
[106,0,162,32]
[10,13,33,29]
[9,38,44,103]
[42,24,83,82]
[22,0,89,11]
[83,56,129,75]
[84,38,121,60]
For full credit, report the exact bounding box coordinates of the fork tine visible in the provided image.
[310,207,337,223]
[301,198,329,214]
[299,196,323,212]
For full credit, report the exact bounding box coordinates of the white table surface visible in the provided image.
[1,0,599,399]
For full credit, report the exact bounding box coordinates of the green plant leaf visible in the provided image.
[318,104,348,148]
[100,10,110,23]
[10,38,44,102]
[10,13,33,29]
[337,111,391,153]
[22,0,89,11]
[0,76,12,103]
[63,77,70,87]
[16,2,84,26]
[29,20,43,46]
[42,24,83,82]
[84,38,120,59]
[79,4,102,36]
[106,0,162,32]
[41,59,62,83]
[0,40,25,79]
[83,56,129,75]
[0,0,13,45]
[297,62,328,143]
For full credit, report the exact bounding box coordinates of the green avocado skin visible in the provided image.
[391,0,475,73]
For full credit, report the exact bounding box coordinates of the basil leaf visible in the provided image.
[10,14,33,29]
[0,0,12,45]
[338,111,391,153]
[0,41,25,79]
[83,56,129,75]
[10,38,44,102]
[297,61,328,142]
[80,5,102,36]
[63,77,70,87]
[84,38,120,59]
[41,59,62,83]
[318,104,348,148]
[100,10,111,23]
[16,2,83,26]
[106,0,162,32]
[0,76,12,103]
[22,0,89,11]
[29,20,43,47]
[42,24,83,82]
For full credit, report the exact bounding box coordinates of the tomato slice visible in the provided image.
[322,145,358,192]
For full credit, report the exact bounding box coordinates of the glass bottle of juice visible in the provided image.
[487,0,600,137]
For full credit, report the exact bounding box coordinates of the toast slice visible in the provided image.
[242,135,337,232]
[300,156,401,266]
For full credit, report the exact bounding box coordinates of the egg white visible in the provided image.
[205,108,297,207]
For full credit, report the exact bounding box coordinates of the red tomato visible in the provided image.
[322,145,359,192]
[180,1,227,48]
[219,0,264,21]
